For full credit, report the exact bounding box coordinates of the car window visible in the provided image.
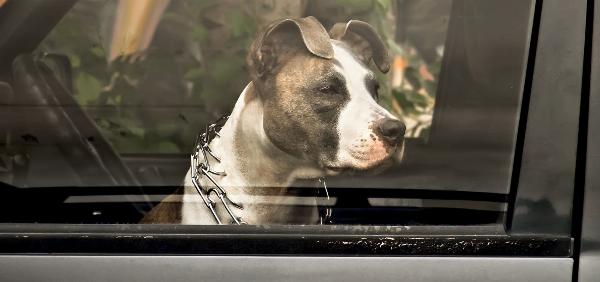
[0,0,534,226]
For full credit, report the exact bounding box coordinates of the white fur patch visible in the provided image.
[181,84,321,224]
[332,42,400,169]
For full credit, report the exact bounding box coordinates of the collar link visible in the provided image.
[190,115,331,225]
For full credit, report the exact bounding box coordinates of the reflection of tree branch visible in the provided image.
[102,72,120,92]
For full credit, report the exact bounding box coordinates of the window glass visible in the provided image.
[0,0,534,225]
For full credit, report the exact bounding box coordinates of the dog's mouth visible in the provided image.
[324,165,346,175]
[325,158,393,176]
[322,141,403,176]
[324,154,396,176]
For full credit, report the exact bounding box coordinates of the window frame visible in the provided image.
[0,0,588,258]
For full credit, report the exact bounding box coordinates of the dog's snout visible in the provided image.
[377,118,405,144]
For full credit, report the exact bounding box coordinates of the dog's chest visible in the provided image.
[181,167,319,225]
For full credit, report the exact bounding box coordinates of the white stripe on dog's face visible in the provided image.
[330,42,402,171]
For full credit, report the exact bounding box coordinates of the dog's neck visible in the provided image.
[210,82,323,189]
[182,82,322,224]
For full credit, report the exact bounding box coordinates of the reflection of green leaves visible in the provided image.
[90,46,105,58]
[393,89,430,114]
[40,0,441,151]
[109,135,145,153]
[393,90,416,114]
[336,0,374,12]
[424,80,437,98]
[387,39,405,55]
[190,25,208,42]
[101,117,145,138]
[183,0,220,13]
[208,54,245,88]
[75,72,102,105]
[155,122,178,137]
[121,121,145,138]
[69,54,81,68]
[410,92,429,108]
[376,0,392,11]
[184,68,205,81]
[229,10,255,38]
[154,141,179,153]
[404,67,421,90]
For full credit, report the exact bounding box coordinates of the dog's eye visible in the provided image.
[373,81,380,100]
[366,77,380,101]
[318,84,338,94]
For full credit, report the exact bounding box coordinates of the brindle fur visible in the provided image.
[140,187,183,223]
[141,17,394,224]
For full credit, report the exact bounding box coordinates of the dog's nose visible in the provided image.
[377,118,406,144]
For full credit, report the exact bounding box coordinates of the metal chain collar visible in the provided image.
[190,116,245,224]
[190,115,332,225]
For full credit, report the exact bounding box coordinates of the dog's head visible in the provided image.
[247,17,405,174]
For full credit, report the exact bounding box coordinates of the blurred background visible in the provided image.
[37,0,450,154]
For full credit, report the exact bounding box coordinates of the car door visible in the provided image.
[0,0,591,281]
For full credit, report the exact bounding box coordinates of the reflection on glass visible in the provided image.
[0,0,533,225]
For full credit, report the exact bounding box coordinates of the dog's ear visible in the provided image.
[329,20,390,73]
[247,16,333,79]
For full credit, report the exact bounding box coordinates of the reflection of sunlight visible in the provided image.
[109,0,171,62]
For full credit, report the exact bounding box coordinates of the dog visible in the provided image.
[141,17,405,225]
